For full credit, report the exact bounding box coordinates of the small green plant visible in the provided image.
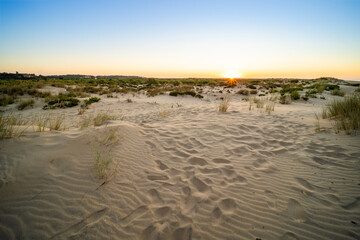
[302,96,309,101]
[84,97,101,106]
[219,95,231,112]
[17,99,35,110]
[290,91,300,100]
[43,93,80,110]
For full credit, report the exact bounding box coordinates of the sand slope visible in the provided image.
[0,92,360,240]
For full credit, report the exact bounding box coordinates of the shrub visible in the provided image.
[250,89,258,95]
[84,97,101,106]
[17,99,35,110]
[43,94,80,109]
[237,89,250,95]
[248,85,257,89]
[302,96,309,101]
[291,91,300,100]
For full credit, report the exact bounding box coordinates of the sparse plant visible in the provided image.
[0,96,15,106]
[219,95,231,112]
[331,89,345,97]
[265,102,275,114]
[158,109,170,118]
[93,127,120,183]
[17,99,35,110]
[49,114,66,131]
[0,113,28,138]
[322,94,360,134]
[280,94,291,104]
[32,113,49,132]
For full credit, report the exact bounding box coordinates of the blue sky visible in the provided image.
[0,0,359,78]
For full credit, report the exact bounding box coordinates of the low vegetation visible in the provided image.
[17,99,35,110]
[0,113,28,138]
[93,127,120,184]
[80,112,116,129]
[219,95,231,112]
[322,94,360,134]
[0,96,15,106]
[43,93,80,110]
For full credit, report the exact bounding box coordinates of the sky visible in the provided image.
[0,0,359,79]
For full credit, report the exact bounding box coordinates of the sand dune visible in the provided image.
[0,89,359,239]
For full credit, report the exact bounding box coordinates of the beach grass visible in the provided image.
[322,94,360,134]
[219,95,231,112]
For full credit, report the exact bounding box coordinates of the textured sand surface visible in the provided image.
[0,87,359,239]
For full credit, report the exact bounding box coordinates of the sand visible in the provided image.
[0,84,360,240]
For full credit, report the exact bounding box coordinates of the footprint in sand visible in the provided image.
[287,199,308,223]
[191,176,210,193]
[155,160,168,170]
[147,174,169,181]
[147,189,164,204]
[121,206,149,226]
[218,198,237,214]
[252,158,278,174]
[210,206,223,225]
[153,206,172,220]
[188,157,208,166]
[212,158,231,164]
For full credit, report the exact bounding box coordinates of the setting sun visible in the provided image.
[222,71,243,79]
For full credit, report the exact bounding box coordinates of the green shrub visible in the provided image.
[169,90,201,98]
[291,91,300,100]
[84,97,101,106]
[43,93,80,109]
[302,96,309,101]
[17,99,35,110]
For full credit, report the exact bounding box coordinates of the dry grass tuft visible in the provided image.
[219,95,231,112]
[322,94,360,134]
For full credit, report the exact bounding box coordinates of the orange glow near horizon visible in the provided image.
[222,71,243,79]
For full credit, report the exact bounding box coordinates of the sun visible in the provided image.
[222,71,243,79]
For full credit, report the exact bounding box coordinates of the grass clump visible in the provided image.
[322,94,360,134]
[237,89,250,95]
[49,114,66,131]
[219,95,231,112]
[0,96,15,106]
[280,94,291,104]
[331,89,345,97]
[17,99,35,110]
[43,93,80,110]
[169,90,203,98]
[80,112,116,129]
[93,128,120,183]
[0,113,28,138]
[290,90,300,100]
[84,97,101,106]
